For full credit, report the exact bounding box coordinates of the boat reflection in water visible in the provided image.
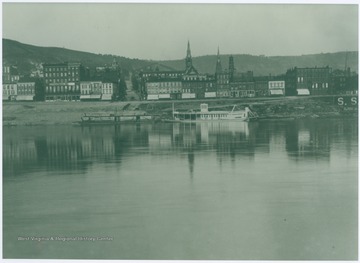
[165,121,254,177]
[3,121,256,180]
[3,119,357,178]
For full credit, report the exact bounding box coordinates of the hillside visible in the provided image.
[2,39,153,74]
[158,52,358,76]
[2,38,358,76]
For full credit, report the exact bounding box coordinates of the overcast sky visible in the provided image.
[2,3,358,60]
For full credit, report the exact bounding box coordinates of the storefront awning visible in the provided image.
[101,94,112,100]
[16,95,34,101]
[269,89,284,95]
[159,94,171,99]
[297,89,310,95]
[80,94,101,100]
[147,94,159,100]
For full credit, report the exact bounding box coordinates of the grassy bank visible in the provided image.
[2,96,357,126]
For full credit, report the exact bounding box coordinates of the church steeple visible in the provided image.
[215,46,222,74]
[229,55,235,81]
[185,41,193,70]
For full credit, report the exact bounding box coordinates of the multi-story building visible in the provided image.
[2,83,17,101]
[229,71,255,98]
[215,49,230,98]
[181,41,213,99]
[268,80,285,96]
[80,81,102,100]
[3,64,20,101]
[142,41,216,100]
[182,74,215,99]
[216,71,230,97]
[139,70,183,100]
[102,82,115,100]
[17,81,36,101]
[3,65,11,83]
[141,70,184,81]
[332,68,358,95]
[3,65,20,84]
[230,81,255,98]
[146,78,182,100]
[43,62,86,101]
[285,67,331,96]
[254,76,269,97]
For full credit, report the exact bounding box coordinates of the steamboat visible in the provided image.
[171,103,257,122]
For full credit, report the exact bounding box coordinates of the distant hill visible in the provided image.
[2,39,154,75]
[158,52,358,76]
[2,38,358,76]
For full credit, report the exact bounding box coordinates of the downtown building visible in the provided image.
[331,67,358,95]
[141,41,217,100]
[43,62,87,101]
[79,81,115,101]
[2,64,37,101]
[2,65,19,101]
[285,66,332,96]
[214,52,286,98]
[16,77,36,101]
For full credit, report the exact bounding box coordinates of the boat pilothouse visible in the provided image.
[172,103,257,122]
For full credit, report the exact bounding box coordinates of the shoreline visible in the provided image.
[3,96,358,126]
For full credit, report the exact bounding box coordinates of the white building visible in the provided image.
[146,80,182,100]
[17,82,35,101]
[3,84,17,101]
[269,80,285,96]
[101,82,114,101]
[80,81,102,100]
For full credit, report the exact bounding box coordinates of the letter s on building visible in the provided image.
[351,97,357,105]
[338,97,344,106]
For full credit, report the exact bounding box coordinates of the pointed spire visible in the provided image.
[185,41,193,70]
[229,55,235,81]
[187,40,191,58]
[215,46,222,74]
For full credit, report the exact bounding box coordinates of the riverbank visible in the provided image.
[2,96,357,126]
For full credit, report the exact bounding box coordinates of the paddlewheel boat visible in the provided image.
[172,103,257,122]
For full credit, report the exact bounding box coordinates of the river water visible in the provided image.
[3,119,358,260]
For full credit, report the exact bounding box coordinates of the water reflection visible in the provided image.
[3,118,357,260]
[3,119,358,177]
[284,119,357,161]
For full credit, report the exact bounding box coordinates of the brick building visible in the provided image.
[285,67,331,96]
[146,78,182,100]
[229,71,255,98]
[215,49,230,98]
[332,68,358,95]
[43,62,87,101]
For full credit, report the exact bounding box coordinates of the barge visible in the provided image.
[80,112,155,125]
